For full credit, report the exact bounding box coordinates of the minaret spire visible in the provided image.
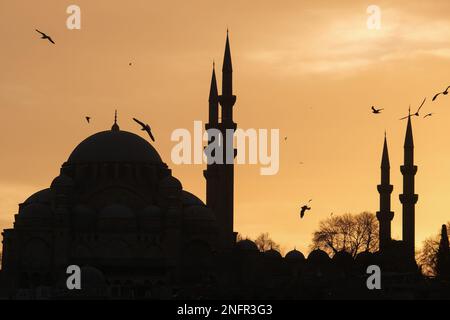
[208,62,219,123]
[377,134,394,251]
[222,30,233,97]
[400,116,418,262]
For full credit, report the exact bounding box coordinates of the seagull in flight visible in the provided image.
[371,106,383,114]
[432,86,450,101]
[300,199,312,219]
[133,118,155,142]
[400,98,426,120]
[412,97,426,117]
[424,113,435,119]
[85,116,91,123]
[35,29,55,44]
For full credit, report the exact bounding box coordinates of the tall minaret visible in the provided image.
[204,32,237,249]
[204,64,219,211]
[376,134,394,251]
[399,116,418,261]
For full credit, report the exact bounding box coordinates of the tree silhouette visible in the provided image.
[254,232,282,253]
[310,212,379,258]
[418,222,450,276]
[236,232,283,254]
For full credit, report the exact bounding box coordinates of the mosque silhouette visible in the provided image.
[0,33,449,300]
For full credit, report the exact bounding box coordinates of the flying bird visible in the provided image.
[400,98,426,120]
[299,199,312,219]
[85,116,91,123]
[432,86,450,101]
[424,113,434,119]
[371,106,383,114]
[35,29,55,44]
[133,118,155,142]
[412,97,426,117]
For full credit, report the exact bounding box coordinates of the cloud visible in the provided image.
[244,5,450,75]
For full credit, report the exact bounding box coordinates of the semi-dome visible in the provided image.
[285,249,306,261]
[23,188,53,206]
[184,205,215,221]
[182,191,205,207]
[19,203,52,218]
[67,130,162,164]
[51,174,74,188]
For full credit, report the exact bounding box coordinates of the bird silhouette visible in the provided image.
[133,118,155,142]
[424,113,434,119]
[35,29,55,44]
[299,199,312,219]
[371,106,383,114]
[412,97,426,117]
[85,116,91,123]
[400,98,426,120]
[432,86,450,101]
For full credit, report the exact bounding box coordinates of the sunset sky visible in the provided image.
[1,0,450,254]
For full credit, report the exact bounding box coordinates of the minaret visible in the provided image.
[399,116,418,261]
[436,224,450,279]
[376,133,394,251]
[204,64,219,212]
[204,32,237,249]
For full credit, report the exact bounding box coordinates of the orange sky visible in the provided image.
[1,0,450,254]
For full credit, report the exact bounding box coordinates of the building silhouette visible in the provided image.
[204,31,237,250]
[376,117,418,267]
[0,33,449,300]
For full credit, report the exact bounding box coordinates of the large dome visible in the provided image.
[67,130,162,164]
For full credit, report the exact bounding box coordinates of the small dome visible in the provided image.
[236,239,259,251]
[51,174,74,188]
[307,249,330,264]
[355,251,375,266]
[19,203,52,218]
[285,249,306,261]
[68,130,162,164]
[184,205,215,221]
[23,188,53,205]
[264,249,282,259]
[99,204,134,219]
[333,250,354,266]
[182,191,205,207]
